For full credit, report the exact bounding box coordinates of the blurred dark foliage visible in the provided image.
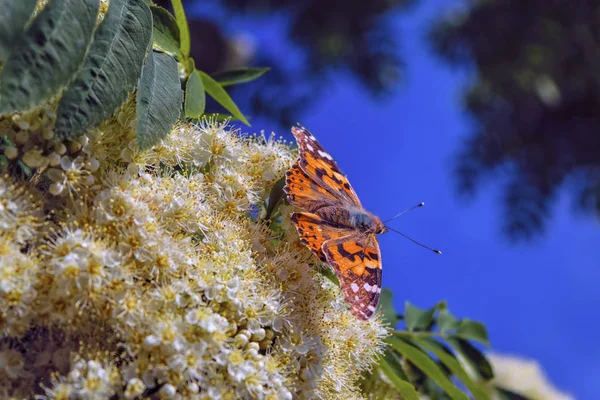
[430,0,600,240]
[157,0,416,127]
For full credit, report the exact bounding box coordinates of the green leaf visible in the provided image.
[446,337,494,381]
[265,175,285,220]
[185,70,205,118]
[150,5,182,58]
[438,309,460,333]
[404,301,436,331]
[379,288,400,328]
[198,70,250,126]
[495,387,533,400]
[136,51,183,150]
[457,319,490,347]
[0,0,38,61]
[387,337,469,400]
[170,0,190,58]
[416,338,491,400]
[379,356,420,400]
[0,0,99,114]
[55,0,152,139]
[382,348,409,381]
[212,67,270,87]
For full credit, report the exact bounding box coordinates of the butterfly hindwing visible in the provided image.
[291,125,362,207]
[290,212,352,262]
[322,234,382,320]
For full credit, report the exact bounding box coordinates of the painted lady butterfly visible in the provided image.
[284,124,385,320]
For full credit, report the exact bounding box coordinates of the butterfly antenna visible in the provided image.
[383,202,425,224]
[385,226,442,255]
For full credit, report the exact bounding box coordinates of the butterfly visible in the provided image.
[284,124,386,320]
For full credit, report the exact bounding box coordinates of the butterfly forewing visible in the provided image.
[284,162,341,213]
[291,126,362,207]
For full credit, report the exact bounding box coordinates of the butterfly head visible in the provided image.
[349,209,387,235]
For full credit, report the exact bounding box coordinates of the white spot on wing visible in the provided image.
[317,150,333,160]
[306,144,314,151]
[364,283,372,292]
[351,283,359,293]
[367,305,376,312]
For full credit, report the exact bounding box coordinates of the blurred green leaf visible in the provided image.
[404,301,436,331]
[151,5,182,57]
[0,0,37,61]
[136,51,183,150]
[170,0,190,58]
[379,355,420,400]
[55,0,152,139]
[198,70,250,126]
[457,319,490,347]
[265,175,286,220]
[438,309,460,333]
[212,67,270,86]
[0,0,99,114]
[496,387,533,400]
[379,288,400,328]
[387,337,469,400]
[446,337,494,381]
[17,159,32,177]
[382,348,409,381]
[185,71,205,118]
[187,57,195,75]
[417,338,491,400]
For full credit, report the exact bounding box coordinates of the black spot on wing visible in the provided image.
[337,243,353,259]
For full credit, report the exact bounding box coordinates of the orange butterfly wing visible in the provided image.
[290,212,352,262]
[284,162,341,213]
[290,125,362,207]
[322,234,382,320]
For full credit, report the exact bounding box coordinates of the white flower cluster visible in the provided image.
[0,100,386,399]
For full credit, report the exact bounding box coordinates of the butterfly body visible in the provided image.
[284,125,384,320]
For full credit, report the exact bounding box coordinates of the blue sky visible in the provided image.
[194,0,600,397]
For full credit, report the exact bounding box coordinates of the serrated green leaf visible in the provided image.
[417,338,491,400]
[185,71,205,118]
[265,175,285,220]
[495,387,533,400]
[446,337,494,381]
[387,337,469,400]
[0,0,38,61]
[457,319,490,347]
[136,51,182,150]
[379,288,400,328]
[198,70,250,126]
[0,0,99,114]
[438,309,460,333]
[404,301,436,331]
[379,356,419,400]
[170,0,190,58]
[55,0,152,139]
[151,5,182,58]
[212,67,270,87]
